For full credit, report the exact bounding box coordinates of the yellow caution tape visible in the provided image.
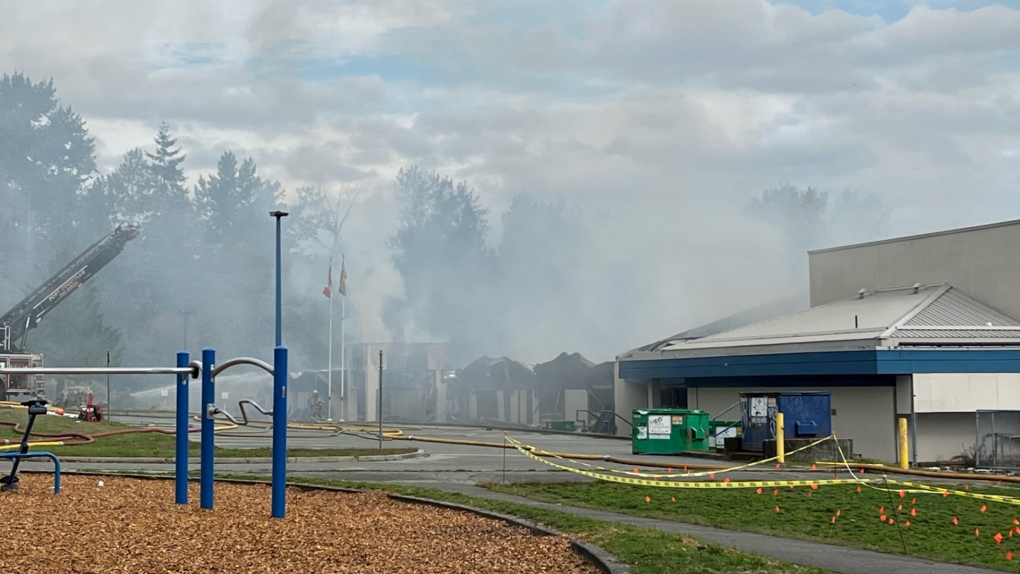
[508,436,873,489]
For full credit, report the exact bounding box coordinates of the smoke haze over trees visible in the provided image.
[1,70,898,379]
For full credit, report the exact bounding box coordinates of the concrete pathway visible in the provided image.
[427,483,1002,574]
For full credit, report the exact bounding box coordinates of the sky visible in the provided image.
[2,0,1019,364]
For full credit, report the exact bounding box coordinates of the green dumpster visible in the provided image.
[632,409,710,455]
[547,420,576,432]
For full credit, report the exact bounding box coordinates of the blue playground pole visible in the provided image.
[175,350,190,505]
[272,345,288,519]
[201,347,215,510]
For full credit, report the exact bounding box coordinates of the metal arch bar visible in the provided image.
[0,367,195,375]
[212,357,274,378]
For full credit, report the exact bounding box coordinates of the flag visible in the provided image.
[338,259,348,296]
[322,264,332,299]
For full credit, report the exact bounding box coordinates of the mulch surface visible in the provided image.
[0,474,599,573]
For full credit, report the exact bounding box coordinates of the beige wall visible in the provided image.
[915,412,974,463]
[613,363,647,437]
[914,373,1020,412]
[809,220,1020,314]
[687,386,897,461]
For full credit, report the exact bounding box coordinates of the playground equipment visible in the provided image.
[0,399,61,493]
[0,345,289,518]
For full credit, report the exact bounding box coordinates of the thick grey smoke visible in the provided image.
[2,1,1018,381]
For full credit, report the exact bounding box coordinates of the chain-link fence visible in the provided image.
[975,410,1020,469]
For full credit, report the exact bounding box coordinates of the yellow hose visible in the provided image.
[0,441,64,451]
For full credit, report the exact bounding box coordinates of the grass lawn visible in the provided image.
[0,410,414,458]
[219,474,828,574]
[486,479,1020,572]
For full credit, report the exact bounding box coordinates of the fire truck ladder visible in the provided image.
[0,222,140,354]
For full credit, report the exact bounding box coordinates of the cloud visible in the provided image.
[3,0,1019,363]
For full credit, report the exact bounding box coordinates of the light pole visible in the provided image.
[178,310,194,350]
[270,210,289,347]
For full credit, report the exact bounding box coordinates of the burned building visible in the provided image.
[448,356,539,426]
[342,342,446,424]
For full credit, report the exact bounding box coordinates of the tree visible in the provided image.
[285,184,359,255]
[827,188,890,246]
[195,151,283,247]
[386,166,495,362]
[747,184,829,254]
[496,194,589,361]
[0,72,97,291]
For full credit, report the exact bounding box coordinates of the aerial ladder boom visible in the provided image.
[0,222,140,353]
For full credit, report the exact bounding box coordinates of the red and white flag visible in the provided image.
[322,264,332,299]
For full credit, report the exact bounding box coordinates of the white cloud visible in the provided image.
[2,0,1018,362]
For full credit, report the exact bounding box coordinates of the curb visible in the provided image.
[387,494,629,574]
[41,470,627,573]
[21,448,426,464]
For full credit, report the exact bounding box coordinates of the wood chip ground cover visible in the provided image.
[0,475,598,573]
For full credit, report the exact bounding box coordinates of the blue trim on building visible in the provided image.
[619,349,1020,382]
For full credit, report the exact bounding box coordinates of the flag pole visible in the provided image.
[327,256,333,421]
[340,254,346,421]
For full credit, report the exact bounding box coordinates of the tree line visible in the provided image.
[0,71,891,384]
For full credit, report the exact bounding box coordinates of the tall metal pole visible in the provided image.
[106,351,111,423]
[327,257,333,421]
[175,350,190,505]
[340,293,346,420]
[272,345,288,519]
[200,347,215,510]
[378,350,383,450]
[270,211,288,347]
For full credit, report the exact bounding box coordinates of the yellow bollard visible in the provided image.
[898,417,909,469]
[776,412,785,464]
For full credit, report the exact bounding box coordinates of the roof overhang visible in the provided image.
[618,348,1020,380]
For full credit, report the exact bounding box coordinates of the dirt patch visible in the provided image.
[0,474,599,574]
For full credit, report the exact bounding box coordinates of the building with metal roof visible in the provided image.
[615,218,1020,465]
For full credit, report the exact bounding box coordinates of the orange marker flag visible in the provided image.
[911,498,916,505]
[811,483,819,490]
[1008,551,1014,561]
[776,463,781,469]
[836,509,841,517]
[965,484,971,491]
[981,505,988,513]
[653,477,659,482]
[880,514,887,522]
[709,473,715,479]
[811,463,817,470]
[644,496,651,503]
[899,490,906,498]
[831,515,837,524]
[996,533,1004,544]
[724,477,730,483]
[904,520,911,527]
[775,506,781,513]
[683,466,688,474]
[952,517,959,525]
[856,486,862,493]
[633,467,640,474]
[808,491,813,498]
[888,518,895,525]
[667,467,672,474]
[1015,526,1020,536]
[756,487,763,495]
[910,508,916,517]
[789,484,795,489]
[942,491,950,498]
[773,489,779,496]
[1013,518,1019,526]
[976,528,981,537]
[671,496,676,503]
[880,506,886,514]
[897,504,903,511]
